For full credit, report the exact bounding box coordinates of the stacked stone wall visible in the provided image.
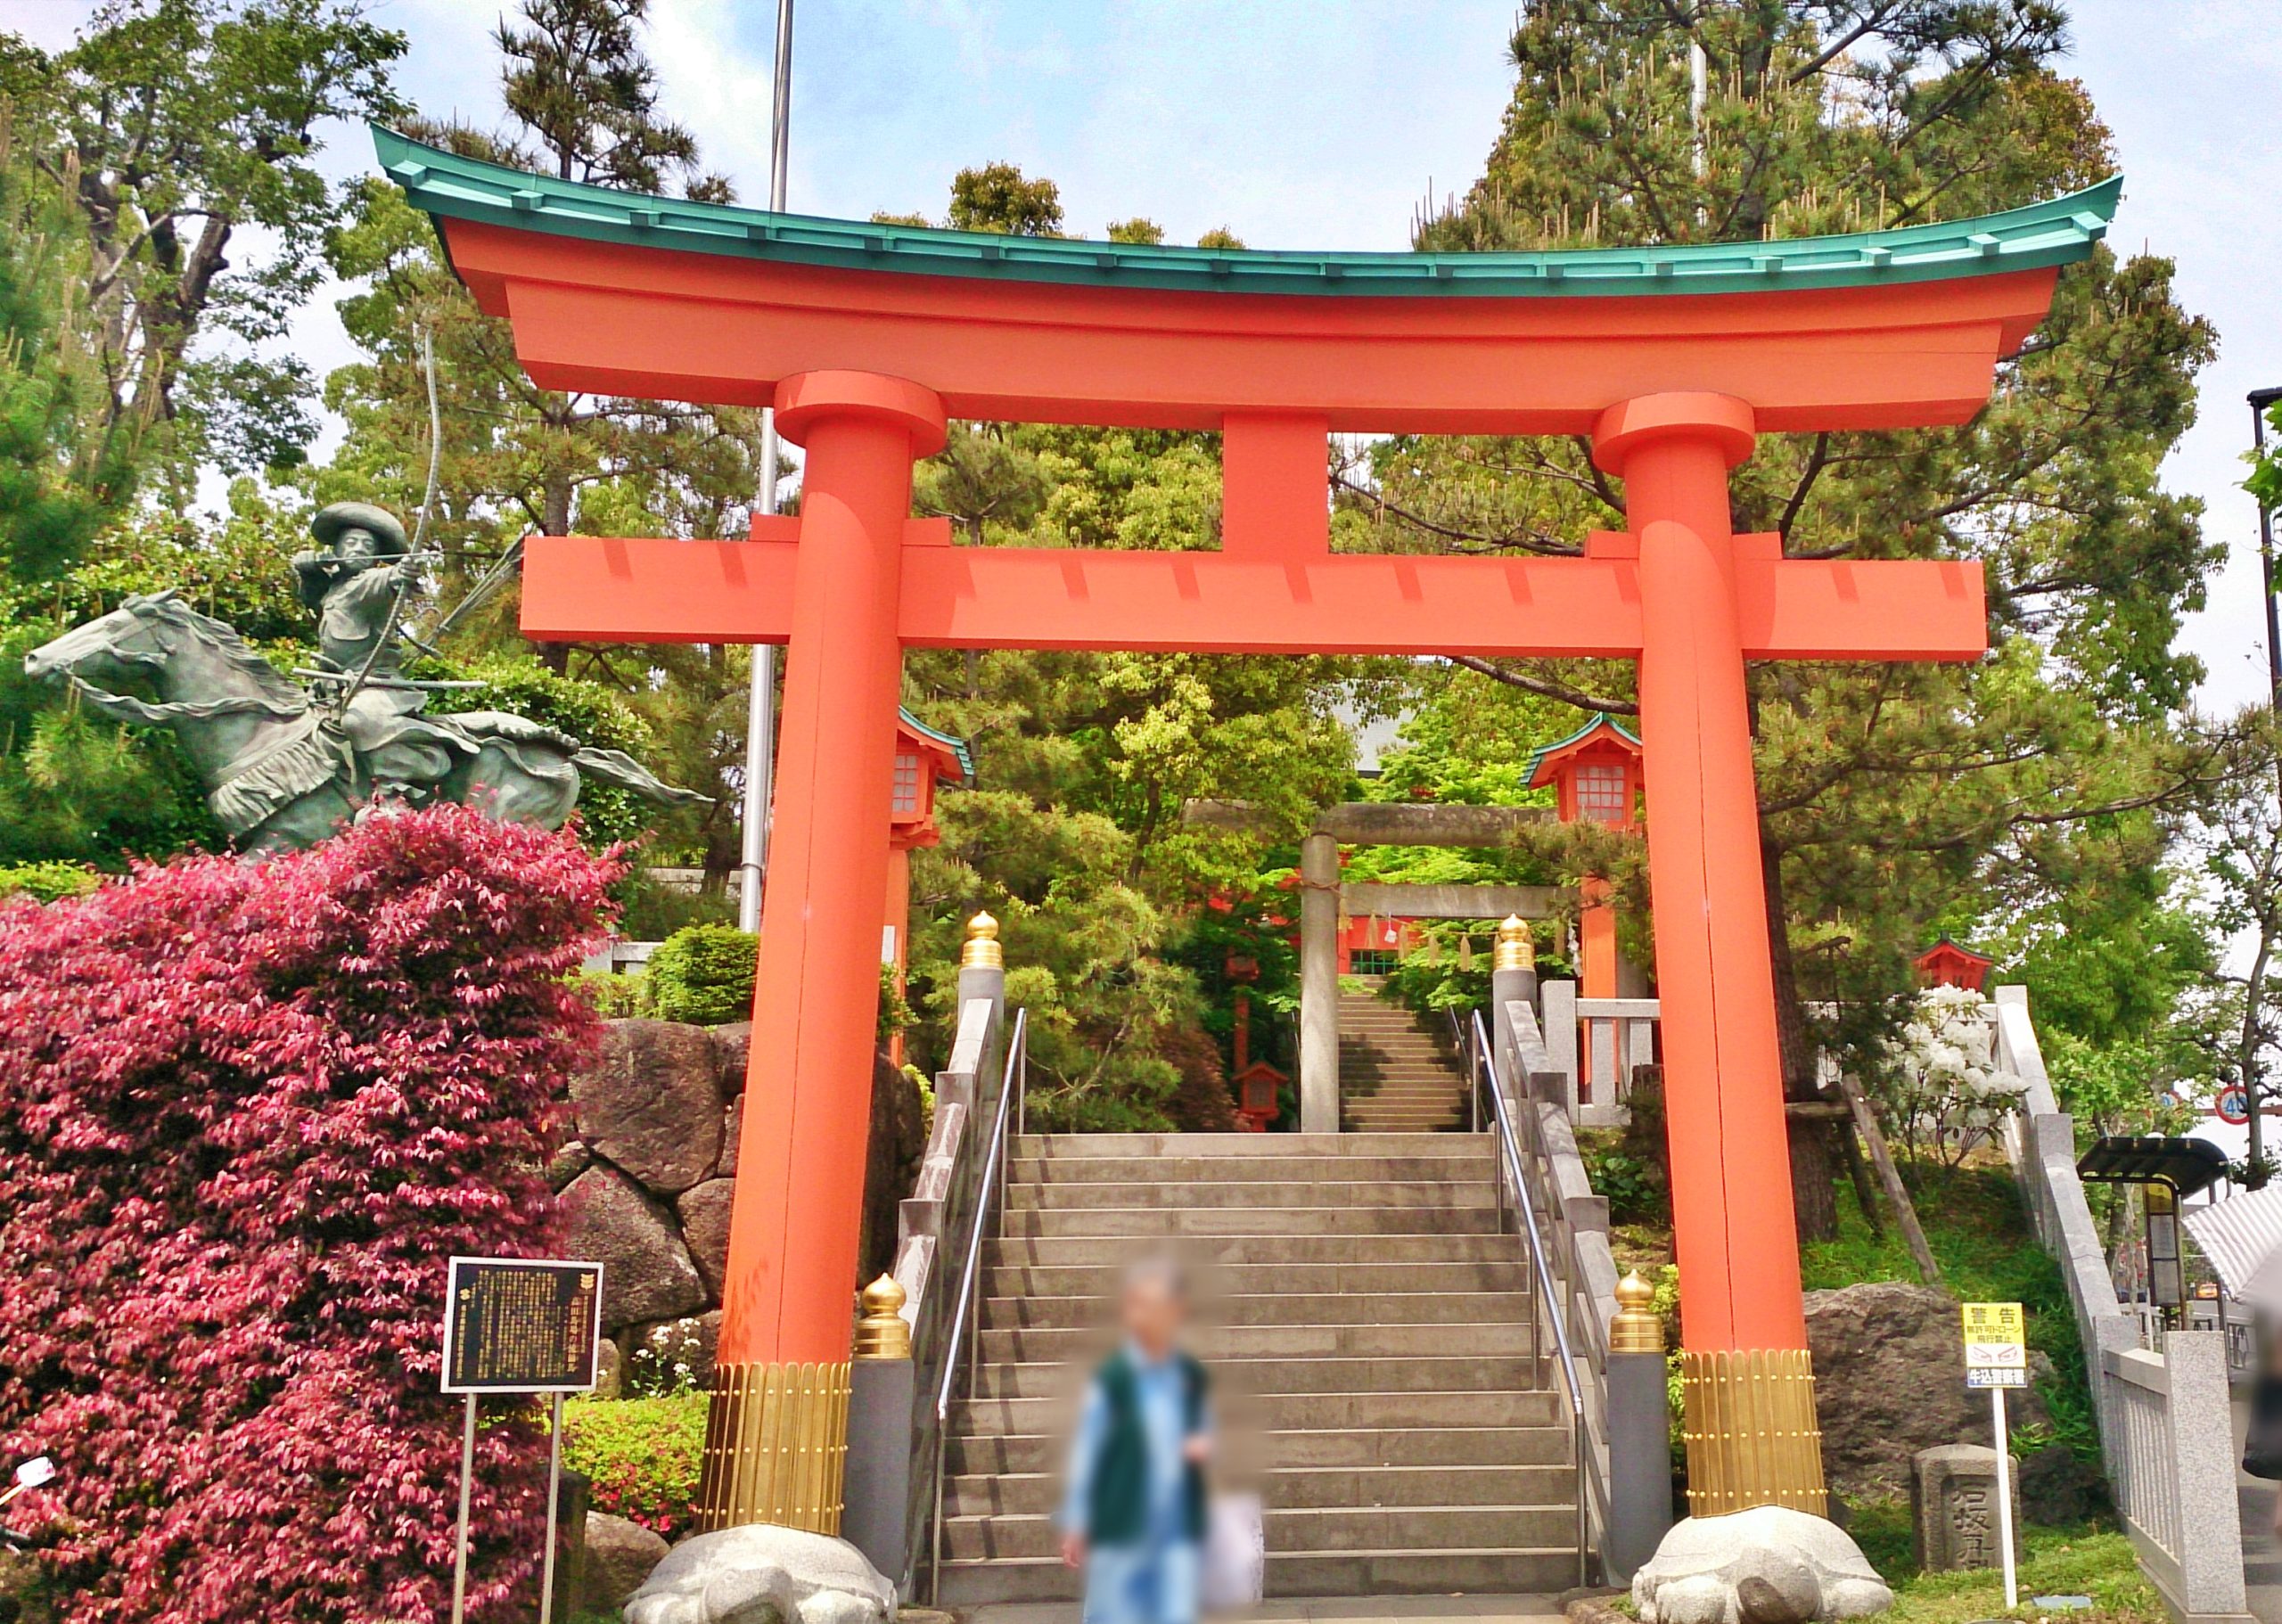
[551,1018,922,1393]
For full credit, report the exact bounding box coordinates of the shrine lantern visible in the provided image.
[884,709,974,1064]
[1525,716,1643,1003]
[1225,950,1285,1131]
[1525,714,1643,831]
[1914,937,1996,992]
[1234,1060,1286,1132]
[889,709,973,854]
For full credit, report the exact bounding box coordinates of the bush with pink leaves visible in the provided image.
[0,807,620,1623]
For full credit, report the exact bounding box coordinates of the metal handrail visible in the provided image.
[1469,1009,1607,1588]
[928,1006,1027,1603]
[1443,1005,1482,1133]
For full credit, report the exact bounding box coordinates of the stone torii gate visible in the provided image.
[374,126,2116,1529]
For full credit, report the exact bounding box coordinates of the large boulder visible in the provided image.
[719,1095,744,1177]
[560,1164,708,1331]
[1633,1506,1892,1624]
[678,1177,737,1298]
[711,1021,751,1096]
[570,1020,725,1193]
[584,1511,670,1613]
[624,1523,895,1624]
[1805,1282,2049,1497]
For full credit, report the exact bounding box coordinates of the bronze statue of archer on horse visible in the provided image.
[25,501,707,852]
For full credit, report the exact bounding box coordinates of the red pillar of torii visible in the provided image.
[376,126,2115,1526]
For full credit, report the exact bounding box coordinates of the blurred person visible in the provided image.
[1058,1258,1213,1624]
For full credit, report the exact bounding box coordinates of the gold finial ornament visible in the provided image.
[961,910,1004,970]
[1610,1269,1664,1355]
[853,1274,912,1360]
[1493,914,1535,972]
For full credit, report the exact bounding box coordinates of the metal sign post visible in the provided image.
[440,1257,605,1623]
[451,1393,477,1624]
[538,1390,566,1622]
[1961,1301,2026,1608]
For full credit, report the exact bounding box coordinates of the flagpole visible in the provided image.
[739,0,796,934]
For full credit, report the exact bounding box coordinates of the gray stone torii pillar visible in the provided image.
[1184,798,1571,1134]
[1298,831,1342,1134]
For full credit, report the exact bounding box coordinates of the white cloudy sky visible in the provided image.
[4,0,2279,714]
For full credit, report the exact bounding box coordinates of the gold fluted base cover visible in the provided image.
[695,1360,853,1535]
[1679,1348,1827,1517]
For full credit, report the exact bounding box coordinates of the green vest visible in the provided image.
[1088,1347,1208,1546]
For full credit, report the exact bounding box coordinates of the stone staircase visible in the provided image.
[932,1131,1578,1605]
[1339,980,1470,1132]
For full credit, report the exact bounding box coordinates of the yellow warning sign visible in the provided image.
[1961,1300,2028,1389]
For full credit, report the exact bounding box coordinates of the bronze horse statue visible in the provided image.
[25,590,706,852]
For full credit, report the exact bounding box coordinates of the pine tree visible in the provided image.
[1364,0,2220,1234]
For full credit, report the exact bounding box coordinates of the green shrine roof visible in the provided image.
[899,707,974,787]
[373,127,2119,301]
[1524,715,1642,789]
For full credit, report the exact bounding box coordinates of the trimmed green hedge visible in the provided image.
[647,924,758,1025]
[561,1393,707,1539]
[0,861,101,904]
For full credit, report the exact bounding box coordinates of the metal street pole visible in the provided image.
[738,0,797,934]
[2250,388,2282,710]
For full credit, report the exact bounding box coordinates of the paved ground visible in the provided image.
[965,1596,1566,1624]
[2237,1395,2282,1623]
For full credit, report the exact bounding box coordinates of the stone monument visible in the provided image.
[1911,1444,2020,1572]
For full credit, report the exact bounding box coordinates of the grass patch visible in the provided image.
[1842,1499,2161,1624]
[1801,1163,2100,1467]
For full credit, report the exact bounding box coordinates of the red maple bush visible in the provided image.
[0,807,620,1623]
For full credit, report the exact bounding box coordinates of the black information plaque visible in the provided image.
[441,1256,604,1394]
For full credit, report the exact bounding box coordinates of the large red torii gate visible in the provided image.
[376,127,2115,1530]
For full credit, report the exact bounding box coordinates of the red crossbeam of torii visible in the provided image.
[378,125,2114,1525]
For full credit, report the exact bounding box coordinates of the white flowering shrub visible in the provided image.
[626,1316,709,1398]
[1878,984,2029,1166]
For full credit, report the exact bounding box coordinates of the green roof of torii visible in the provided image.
[373,127,2119,301]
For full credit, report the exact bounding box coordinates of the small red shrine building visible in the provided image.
[1915,936,1997,991]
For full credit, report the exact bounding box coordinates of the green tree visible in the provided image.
[0,0,406,481]
[947,161,1062,235]
[0,116,134,579]
[1369,0,2220,1234]
[318,0,761,880]
[2180,713,2282,1183]
[889,167,1355,1127]
[496,0,732,201]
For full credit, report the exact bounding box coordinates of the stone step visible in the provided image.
[934,1546,1580,1604]
[1004,1179,1496,1211]
[975,1320,1538,1362]
[982,1291,1533,1333]
[952,1387,1560,1436]
[1009,1132,1489,1158]
[946,1423,1572,1476]
[941,1462,1575,1517]
[1000,1205,1502,1237]
[980,1261,1529,1301]
[982,1232,1521,1267]
[972,1353,1543,1399]
[940,1504,1577,1562]
[1006,1152,1491,1185]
